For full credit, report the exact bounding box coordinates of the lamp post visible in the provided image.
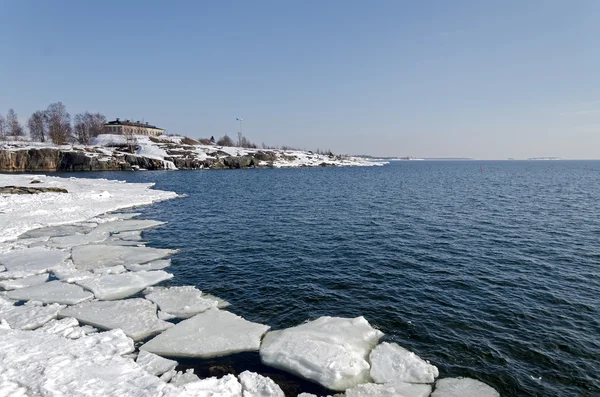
[236,117,243,146]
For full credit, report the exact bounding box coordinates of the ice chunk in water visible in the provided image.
[136,350,178,377]
[370,342,439,384]
[59,298,173,341]
[96,212,141,221]
[346,382,432,397]
[72,244,174,271]
[0,247,69,279]
[238,371,285,397]
[141,308,270,358]
[7,280,94,305]
[164,374,242,397]
[170,369,201,386]
[259,316,384,391]
[46,232,108,249]
[0,265,5,272]
[0,296,65,330]
[93,219,165,234]
[36,317,88,339]
[431,378,500,397]
[110,230,144,241]
[75,270,173,300]
[20,223,94,238]
[0,273,49,290]
[144,286,219,318]
[126,259,171,272]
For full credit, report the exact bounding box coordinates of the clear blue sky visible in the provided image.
[1,1,599,159]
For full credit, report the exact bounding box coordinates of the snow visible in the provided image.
[0,247,69,279]
[259,316,384,391]
[0,174,178,243]
[0,296,65,330]
[345,382,432,397]
[144,286,220,318]
[136,350,178,377]
[75,270,173,300]
[59,298,173,341]
[71,244,174,271]
[370,342,439,384]
[431,378,500,397]
[0,273,49,290]
[126,259,171,272]
[238,371,285,397]
[141,308,270,358]
[6,280,94,305]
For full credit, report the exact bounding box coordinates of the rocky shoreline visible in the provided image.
[0,174,499,397]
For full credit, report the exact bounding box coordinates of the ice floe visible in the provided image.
[170,369,201,386]
[46,231,108,248]
[431,378,500,397]
[21,223,94,239]
[164,374,242,397]
[136,350,178,377]
[238,371,285,397]
[144,286,220,318]
[75,270,173,300]
[345,382,432,397]
[0,247,69,279]
[141,308,270,358]
[6,280,94,305]
[0,273,49,290]
[126,259,171,272]
[35,317,89,339]
[0,296,65,330]
[370,342,439,384]
[93,219,166,235]
[259,316,384,391]
[71,244,174,271]
[59,298,173,341]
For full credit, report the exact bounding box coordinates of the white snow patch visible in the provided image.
[59,298,173,341]
[141,308,270,358]
[259,316,384,391]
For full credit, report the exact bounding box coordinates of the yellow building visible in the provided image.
[103,118,164,136]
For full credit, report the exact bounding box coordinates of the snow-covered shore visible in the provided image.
[0,174,498,397]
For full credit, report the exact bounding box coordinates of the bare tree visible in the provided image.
[28,111,47,142]
[0,113,6,139]
[46,102,71,144]
[73,112,106,144]
[217,134,234,146]
[6,109,24,137]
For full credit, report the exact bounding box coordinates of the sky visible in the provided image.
[1,1,599,159]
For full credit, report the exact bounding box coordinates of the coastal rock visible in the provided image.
[259,316,384,391]
[0,185,68,194]
[141,308,270,358]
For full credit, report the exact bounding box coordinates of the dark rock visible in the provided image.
[208,365,236,378]
[0,186,68,194]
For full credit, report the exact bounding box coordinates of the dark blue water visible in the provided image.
[60,161,599,396]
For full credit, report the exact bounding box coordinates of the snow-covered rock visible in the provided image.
[75,270,173,300]
[141,308,270,358]
[370,342,439,384]
[259,316,384,391]
[136,350,178,377]
[59,298,173,341]
[0,247,68,279]
[144,286,219,318]
[6,280,94,305]
[0,273,49,290]
[238,371,285,397]
[0,296,65,330]
[72,244,174,271]
[345,382,432,397]
[431,378,500,397]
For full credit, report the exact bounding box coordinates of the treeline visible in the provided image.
[0,102,106,145]
[211,133,333,155]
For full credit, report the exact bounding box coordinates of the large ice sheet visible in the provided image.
[46,232,108,249]
[164,374,242,397]
[21,223,94,239]
[0,328,178,396]
[346,382,432,397]
[59,298,173,341]
[136,350,178,377]
[51,261,127,283]
[0,247,69,279]
[141,308,270,358]
[7,280,94,305]
[93,219,166,235]
[75,270,173,300]
[259,316,384,391]
[126,259,171,272]
[370,342,439,384]
[0,273,49,290]
[0,296,65,330]
[431,378,500,397]
[238,371,285,397]
[144,286,219,318]
[72,244,174,270]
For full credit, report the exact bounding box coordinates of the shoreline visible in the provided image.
[0,174,499,397]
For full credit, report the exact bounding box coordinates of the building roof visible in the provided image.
[104,118,163,130]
